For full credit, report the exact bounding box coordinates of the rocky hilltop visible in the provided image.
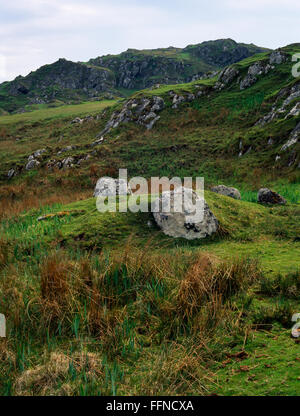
[0,39,269,113]
[3,44,299,183]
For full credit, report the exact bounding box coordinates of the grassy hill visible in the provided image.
[0,39,268,114]
[0,44,299,396]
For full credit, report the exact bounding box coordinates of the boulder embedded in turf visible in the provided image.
[152,187,218,240]
[257,188,286,205]
[211,185,241,200]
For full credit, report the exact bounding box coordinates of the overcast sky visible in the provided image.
[0,0,299,83]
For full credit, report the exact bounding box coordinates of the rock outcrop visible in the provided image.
[269,51,287,65]
[256,81,300,126]
[281,121,300,151]
[240,61,272,90]
[152,187,218,240]
[258,188,286,205]
[98,96,165,136]
[0,39,269,113]
[211,185,241,200]
[183,39,267,67]
[7,59,115,103]
[214,66,240,90]
[25,159,40,170]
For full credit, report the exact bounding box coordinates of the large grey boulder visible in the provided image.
[152,187,218,240]
[258,188,286,205]
[211,185,241,200]
[94,178,132,197]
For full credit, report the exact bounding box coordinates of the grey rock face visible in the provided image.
[94,178,132,197]
[240,61,272,90]
[98,96,165,137]
[269,51,287,65]
[211,185,241,200]
[25,159,40,170]
[256,81,300,126]
[8,59,115,103]
[240,75,257,90]
[27,149,46,163]
[258,188,286,205]
[217,66,239,87]
[281,121,300,151]
[152,187,218,240]
[184,39,267,67]
[286,102,300,119]
[90,53,198,90]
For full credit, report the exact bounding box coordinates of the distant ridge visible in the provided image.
[0,39,270,113]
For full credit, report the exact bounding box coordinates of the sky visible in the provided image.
[0,0,299,83]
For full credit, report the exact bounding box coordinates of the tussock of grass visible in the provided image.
[0,239,264,395]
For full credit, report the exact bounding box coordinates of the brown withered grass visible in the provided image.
[0,239,262,395]
[177,253,259,320]
[14,351,103,396]
[0,181,91,220]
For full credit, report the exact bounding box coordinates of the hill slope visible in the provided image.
[0,39,269,113]
[2,44,299,188]
[0,43,300,397]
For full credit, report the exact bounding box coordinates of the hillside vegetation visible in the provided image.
[0,39,268,113]
[0,43,299,396]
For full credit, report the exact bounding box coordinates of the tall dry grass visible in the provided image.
[0,240,262,395]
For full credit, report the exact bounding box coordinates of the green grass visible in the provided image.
[240,184,300,204]
[208,325,300,396]
[1,191,299,395]
[0,100,118,125]
[1,45,300,396]
[1,190,299,266]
